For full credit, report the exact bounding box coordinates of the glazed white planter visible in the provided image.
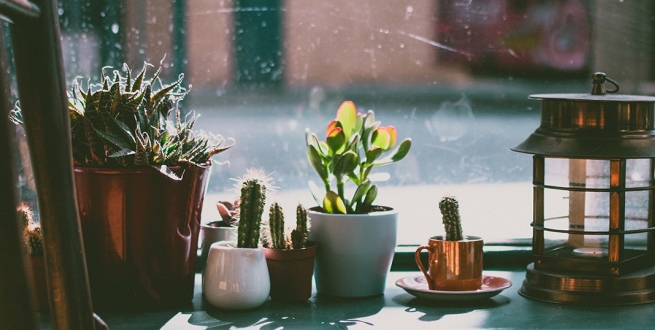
[308,208,398,297]
[203,241,270,310]
[198,225,237,271]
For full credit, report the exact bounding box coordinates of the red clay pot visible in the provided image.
[74,164,210,310]
[264,241,317,302]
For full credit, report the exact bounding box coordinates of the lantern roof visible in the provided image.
[512,73,655,158]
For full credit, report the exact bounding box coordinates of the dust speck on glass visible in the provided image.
[8,0,655,245]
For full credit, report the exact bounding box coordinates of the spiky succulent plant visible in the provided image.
[439,196,463,241]
[18,203,43,257]
[306,101,411,214]
[268,202,286,249]
[264,203,311,250]
[290,204,309,249]
[11,63,232,180]
[236,169,271,249]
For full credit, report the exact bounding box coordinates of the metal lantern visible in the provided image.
[512,73,655,305]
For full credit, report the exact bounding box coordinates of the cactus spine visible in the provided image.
[269,202,286,249]
[237,178,266,248]
[439,196,463,241]
[291,204,309,249]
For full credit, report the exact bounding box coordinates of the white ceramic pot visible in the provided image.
[198,224,237,271]
[307,208,398,297]
[203,241,270,310]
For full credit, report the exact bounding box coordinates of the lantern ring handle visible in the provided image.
[591,72,620,95]
[604,76,619,94]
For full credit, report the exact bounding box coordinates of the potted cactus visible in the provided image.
[17,204,47,311]
[203,170,271,310]
[305,100,411,297]
[415,196,483,291]
[263,203,317,302]
[12,63,232,309]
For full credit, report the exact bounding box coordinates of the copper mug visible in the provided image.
[414,235,483,291]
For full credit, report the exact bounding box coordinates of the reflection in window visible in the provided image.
[9,0,655,244]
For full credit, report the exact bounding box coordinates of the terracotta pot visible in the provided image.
[307,208,397,297]
[74,164,210,310]
[264,241,317,302]
[25,256,48,311]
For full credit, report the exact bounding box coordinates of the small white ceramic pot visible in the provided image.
[203,241,270,310]
[198,224,237,271]
[307,208,398,297]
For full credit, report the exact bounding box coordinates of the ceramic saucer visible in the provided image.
[395,274,512,301]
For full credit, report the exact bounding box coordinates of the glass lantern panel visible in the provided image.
[543,189,610,260]
[544,158,610,189]
[626,159,654,189]
[625,190,650,252]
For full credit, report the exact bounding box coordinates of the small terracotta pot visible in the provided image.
[264,241,317,302]
[25,256,48,311]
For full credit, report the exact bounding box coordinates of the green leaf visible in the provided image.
[374,138,412,166]
[326,127,346,153]
[363,184,378,209]
[365,146,383,165]
[323,191,346,214]
[371,127,391,150]
[93,126,133,150]
[109,148,136,158]
[308,180,323,207]
[346,133,360,153]
[333,151,358,179]
[350,180,372,208]
[308,145,329,181]
[336,101,357,141]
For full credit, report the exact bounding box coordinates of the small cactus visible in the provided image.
[18,203,44,257]
[237,177,267,248]
[26,228,44,257]
[439,196,463,241]
[291,204,309,249]
[269,202,286,249]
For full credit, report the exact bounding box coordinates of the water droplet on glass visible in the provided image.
[399,43,405,48]
[58,8,64,15]
[111,24,119,34]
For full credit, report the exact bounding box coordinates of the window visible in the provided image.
[9,0,655,246]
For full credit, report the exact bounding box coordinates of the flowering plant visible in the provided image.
[305,101,411,214]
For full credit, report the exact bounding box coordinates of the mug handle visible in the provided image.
[415,245,435,290]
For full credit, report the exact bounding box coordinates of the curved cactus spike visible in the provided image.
[439,196,464,241]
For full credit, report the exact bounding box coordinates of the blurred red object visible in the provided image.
[437,0,591,74]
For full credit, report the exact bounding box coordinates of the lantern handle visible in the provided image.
[591,72,619,95]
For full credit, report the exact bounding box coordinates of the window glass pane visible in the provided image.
[31,0,655,245]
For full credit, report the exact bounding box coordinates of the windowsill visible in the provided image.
[41,267,655,329]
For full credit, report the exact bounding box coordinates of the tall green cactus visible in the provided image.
[237,178,267,248]
[291,204,309,249]
[269,202,286,249]
[439,196,463,241]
